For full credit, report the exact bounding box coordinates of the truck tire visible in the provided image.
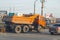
[50,32,54,35]
[23,25,29,33]
[37,25,44,32]
[14,25,22,33]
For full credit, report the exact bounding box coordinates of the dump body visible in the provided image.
[11,14,46,28]
[11,14,38,24]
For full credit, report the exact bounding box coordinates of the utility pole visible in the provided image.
[34,0,38,14]
[40,0,45,16]
[34,0,45,15]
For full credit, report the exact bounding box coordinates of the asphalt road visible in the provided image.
[0,29,60,40]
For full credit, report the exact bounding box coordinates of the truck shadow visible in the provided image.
[4,29,60,36]
[22,32,50,35]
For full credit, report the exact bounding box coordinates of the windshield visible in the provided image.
[53,24,60,26]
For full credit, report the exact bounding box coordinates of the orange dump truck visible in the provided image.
[2,13,46,33]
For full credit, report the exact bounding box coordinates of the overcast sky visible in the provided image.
[0,0,60,18]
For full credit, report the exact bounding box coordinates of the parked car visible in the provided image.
[49,23,60,35]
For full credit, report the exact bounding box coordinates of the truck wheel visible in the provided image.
[37,25,43,32]
[23,25,29,33]
[50,32,54,35]
[14,25,22,33]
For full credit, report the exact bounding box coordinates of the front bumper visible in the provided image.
[49,28,57,33]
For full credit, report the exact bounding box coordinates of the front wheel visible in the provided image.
[37,25,44,32]
[50,32,54,35]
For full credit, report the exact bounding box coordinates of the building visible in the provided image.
[0,10,7,23]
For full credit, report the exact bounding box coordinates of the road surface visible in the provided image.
[0,29,60,40]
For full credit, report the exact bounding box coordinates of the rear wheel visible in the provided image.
[23,25,29,33]
[14,25,22,33]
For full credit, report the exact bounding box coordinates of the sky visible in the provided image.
[0,0,60,18]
